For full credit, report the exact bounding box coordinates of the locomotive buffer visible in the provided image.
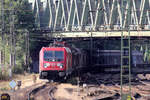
[120,0,131,99]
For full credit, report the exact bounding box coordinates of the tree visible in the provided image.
[15,0,35,30]
[0,0,36,77]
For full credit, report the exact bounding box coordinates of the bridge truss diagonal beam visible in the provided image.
[29,0,150,32]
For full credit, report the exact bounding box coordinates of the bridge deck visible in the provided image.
[51,31,150,38]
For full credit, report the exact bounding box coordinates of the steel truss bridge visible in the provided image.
[29,0,150,37]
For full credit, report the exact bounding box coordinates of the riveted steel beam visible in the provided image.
[132,0,139,25]
[67,0,80,31]
[139,0,145,25]
[29,0,150,32]
[33,0,41,27]
[47,0,55,28]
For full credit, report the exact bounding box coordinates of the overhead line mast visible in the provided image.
[0,0,5,68]
[10,1,15,77]
[121,0,131,99]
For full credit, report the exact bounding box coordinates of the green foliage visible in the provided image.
[0,87,9,91]
[15,34,26,73]
[133,40,150,63]
[144,45,148,62]
[0,66,10,80]
[140,46,143,52]
[15,0,35,30]
[0,0,35,78]
[143,45,150,63]
[12,63,24,74]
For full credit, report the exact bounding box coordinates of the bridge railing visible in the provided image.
[34,24,150,33]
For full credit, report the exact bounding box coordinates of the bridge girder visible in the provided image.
[29,0,150,32]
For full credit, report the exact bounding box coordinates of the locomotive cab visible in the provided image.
[39,42,87,80]
[39,47,72,79]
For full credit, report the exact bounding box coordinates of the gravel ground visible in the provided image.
[1,73,150,100]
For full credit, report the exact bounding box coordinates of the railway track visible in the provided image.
[5,73,150,100]
[48,86,57,100]
[7,81,47,100]
[78,73,150,100]
[26,73,150,100]
[28,82,58,100]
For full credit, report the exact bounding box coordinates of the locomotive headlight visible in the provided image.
[44,63,50,68]
[57,63,61,66]
[57,63,63,68]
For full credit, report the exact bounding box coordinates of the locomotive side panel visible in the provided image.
[64,47,73,75]
[94,50,146,68]
[39,48,44,71]
[132,50,144,67]
[71,49,87,69]
[96,50,121,67]
[39,43,88,80]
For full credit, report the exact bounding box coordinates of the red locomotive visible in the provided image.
[39,42,87,79]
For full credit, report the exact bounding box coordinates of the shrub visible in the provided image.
[0,65,10,80]
[12,65,24,74]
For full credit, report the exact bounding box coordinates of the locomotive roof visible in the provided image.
[42,46,67,50]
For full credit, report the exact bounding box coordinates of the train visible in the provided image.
[39,42,88,79]
[39,40,150,79]
[92,50,150,72]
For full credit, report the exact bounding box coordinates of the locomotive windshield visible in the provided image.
[44,51,64,62]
